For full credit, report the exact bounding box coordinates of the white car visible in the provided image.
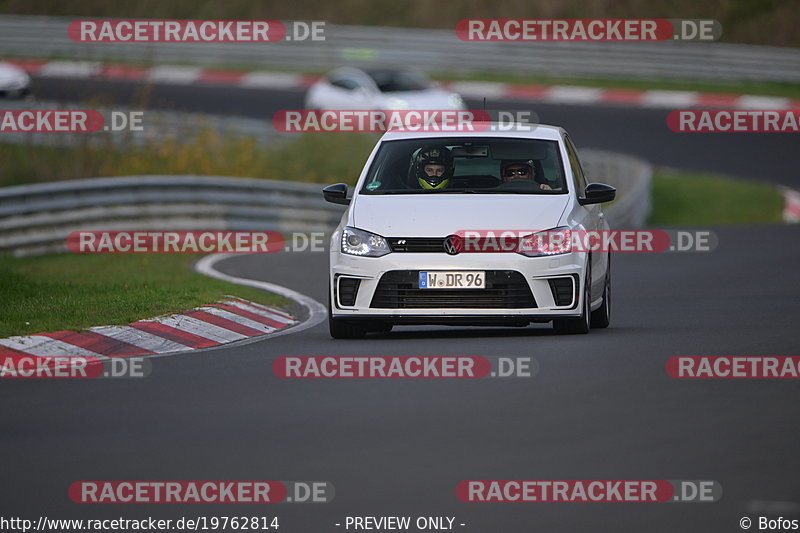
[323,123,616,338]
[0,61,31,98]
[305,67,465,111]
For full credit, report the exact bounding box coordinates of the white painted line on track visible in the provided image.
[195,253,327,340]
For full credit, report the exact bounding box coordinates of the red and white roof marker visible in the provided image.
[0,298,296,360]
[7,58,800,110]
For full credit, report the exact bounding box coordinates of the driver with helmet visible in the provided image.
[413,145,454,190]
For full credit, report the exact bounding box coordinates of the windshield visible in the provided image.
[365,69,432,92]
[359,137,567,195]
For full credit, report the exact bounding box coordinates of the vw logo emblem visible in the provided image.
[443,235,462,255]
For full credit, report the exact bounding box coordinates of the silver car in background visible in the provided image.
[0,61,31,98]
[305,67,464,111]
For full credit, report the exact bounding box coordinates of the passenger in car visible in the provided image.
[500,160,559,191]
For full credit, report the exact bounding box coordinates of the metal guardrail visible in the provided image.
[0,176,346,256]
[1,15,799,83]
[581,149,652,230]
[0,151,651,257]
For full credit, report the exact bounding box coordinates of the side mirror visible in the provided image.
[578,182,616,205]
[323,183,351,205]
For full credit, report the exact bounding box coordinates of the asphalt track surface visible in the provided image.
[1,77,798,532]
[29,76,800,187]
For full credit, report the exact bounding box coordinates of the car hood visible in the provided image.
[0,62,29,84]
[377,88,462,110]
[351,194,569,237]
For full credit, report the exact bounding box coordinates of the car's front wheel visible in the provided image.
[590,254,611,329]
[553,261,591,335]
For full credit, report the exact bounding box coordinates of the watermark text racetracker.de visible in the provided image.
[67,231,327,254]
[456,19,721,42]
[457,480,722,503]
[668,110,800,133]
[448,229,718,254]
[273,110,541,133]
[69,480,334,504]
[273,356,536,379]
[68,19,325,42]
[0,356,150,379]
[667,356,800,379]
[0,110,144,133]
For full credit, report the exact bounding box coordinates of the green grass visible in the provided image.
[649,169,785,225]
[0,253,290,338]
[0,132,378,188]
[435,72,800,100]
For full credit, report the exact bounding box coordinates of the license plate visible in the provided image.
[419,271,485,289]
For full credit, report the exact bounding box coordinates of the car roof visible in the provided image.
[380,123,566,141]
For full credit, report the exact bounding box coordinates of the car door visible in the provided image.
[564,134,607,298]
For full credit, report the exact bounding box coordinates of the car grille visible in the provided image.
[387,237,447,253]
[370,270,537,309]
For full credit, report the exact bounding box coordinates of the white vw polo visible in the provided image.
[323,123,616,338]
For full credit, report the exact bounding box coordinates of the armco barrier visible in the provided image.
[0,152,651,257]
[581,149,652,230]
[0,15,798,83]
[0,176,345,256]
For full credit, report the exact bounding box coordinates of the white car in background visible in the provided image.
[0,61,31,98]
[305,67,465,111]
[323,124,616,338]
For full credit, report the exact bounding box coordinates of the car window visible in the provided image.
[360,137,566,195]
[329,77,362,91]
[364,69,431,92]
[563,135,587,194]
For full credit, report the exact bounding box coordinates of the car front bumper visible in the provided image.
[330,249,588,322]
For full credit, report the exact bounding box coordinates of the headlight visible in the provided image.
[517,227,573,257]
[341,227,391,257]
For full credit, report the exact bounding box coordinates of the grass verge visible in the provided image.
[0,253,290,338]
[436,72,800,101]
[649,169,784,225]
[0,132,378,188]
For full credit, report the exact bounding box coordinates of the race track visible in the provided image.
[1,75,798,532]
[32,76,800,186]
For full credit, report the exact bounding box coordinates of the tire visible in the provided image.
[553,260,591,335]
[590,254,611,329]
[327,280,367,339]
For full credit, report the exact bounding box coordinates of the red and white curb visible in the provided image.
[6,58,320,90]
[0,297,297,361]
[7,58,800,110]
[782,187,800,223]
